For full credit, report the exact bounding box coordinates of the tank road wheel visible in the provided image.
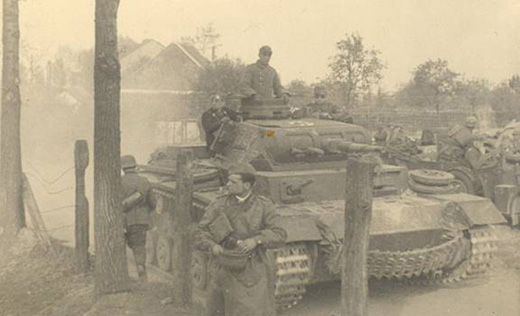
[191,250,208,290]
[508,195,520,226]
[409,169,455,186]
[408,179,456,195]
[449,169,477,195]
[156,236,172,271]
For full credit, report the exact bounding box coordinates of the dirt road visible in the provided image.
[283,271,519,316]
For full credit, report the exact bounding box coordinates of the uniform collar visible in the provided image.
[255,60,269,69]
[234,190,252,203]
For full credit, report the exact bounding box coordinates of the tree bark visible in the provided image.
[171,152,193,307]
[0,0,24,242]
[75,140,90,273]
[341,158,374,316]
[94,0,129,296]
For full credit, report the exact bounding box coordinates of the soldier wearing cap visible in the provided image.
[121,155,156,281]
[306,86,353,123]
[241,45,289,103]
[201,94,242,151]
[196,163,287,316]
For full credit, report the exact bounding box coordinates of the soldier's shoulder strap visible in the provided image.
[448,125,464,137]
[255,195,274,205]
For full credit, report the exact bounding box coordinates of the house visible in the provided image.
[119,40,210,161]
[121,40,210,91]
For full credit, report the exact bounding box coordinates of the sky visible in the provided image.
[13,0,520,91]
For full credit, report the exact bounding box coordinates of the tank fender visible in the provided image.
[430,193,507,226]
[278,215,322,243]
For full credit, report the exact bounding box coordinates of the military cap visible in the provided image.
[121,155,137,169]
[465,116,478,128]
[228,163,257,176]
[259,45,272,56]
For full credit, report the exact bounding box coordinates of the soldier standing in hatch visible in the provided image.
[201,94,241,152]
[196,164,287,316]
[121,155,156,281]
[306,86,353,123]
[241,45,289,103]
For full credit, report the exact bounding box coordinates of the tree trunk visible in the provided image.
[93,0,129,296]
[75,140,90,273]
[0,0,24,241]
[341,158,374,316]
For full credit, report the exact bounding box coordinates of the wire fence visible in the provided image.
[24,162,78,237]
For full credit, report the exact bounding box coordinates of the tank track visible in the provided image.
[367,226,498,284]
[273,243,312,311]
[433,226,498,283]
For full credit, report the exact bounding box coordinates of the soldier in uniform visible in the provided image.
[306,86,353,123]
[438,116,478,164]
[201,94,241,151]
[196,164,287,316]
[121,155,156,281]
[241,45,289,103]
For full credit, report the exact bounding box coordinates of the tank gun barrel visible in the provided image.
[323,139,384,154]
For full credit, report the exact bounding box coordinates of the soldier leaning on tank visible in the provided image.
[240,45,290,104]
[121,155,156,281]
[306,86,353,123]
[201,94,242,151]
[195,164,287,316]
[438,116,478,163]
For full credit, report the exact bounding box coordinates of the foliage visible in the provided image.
[195,56,245,98]
[456,78,490,112]
[509,74,520,94]
[328,33,384,108]
[180,23,221,60]
[286,79,312,97]
[490,75,520,114]
[396,59,460,111]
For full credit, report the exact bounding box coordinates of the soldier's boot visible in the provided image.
[134,246,147,282]
[137,264,147,282]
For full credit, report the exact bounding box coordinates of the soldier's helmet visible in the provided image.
[465,116,478,128]
[121,155,137,170]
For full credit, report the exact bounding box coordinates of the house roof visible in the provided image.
[120,39,165,73]
[121,40,210,91]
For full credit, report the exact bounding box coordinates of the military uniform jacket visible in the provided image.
[241,61,284,99]
[448,125,474,149]
[196,194,286,316]
[121,170,156,228]
[201,107,241,147]
[196,193,287,253]
[201,107,241,134]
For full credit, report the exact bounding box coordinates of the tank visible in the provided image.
[138,100,506,310]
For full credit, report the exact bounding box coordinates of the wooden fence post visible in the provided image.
[172,152,193,307]
[342,157,375,316]
[74,140,90,273]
